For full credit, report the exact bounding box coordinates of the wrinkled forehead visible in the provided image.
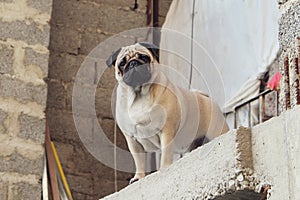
[117,44,150,61]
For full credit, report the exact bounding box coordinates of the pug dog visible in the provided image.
[106,42,229,184]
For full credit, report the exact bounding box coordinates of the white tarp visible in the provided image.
[160,0,280,112]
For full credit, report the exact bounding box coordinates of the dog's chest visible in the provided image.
[116,92,166,139]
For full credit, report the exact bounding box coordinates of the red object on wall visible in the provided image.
[268,72,282,90]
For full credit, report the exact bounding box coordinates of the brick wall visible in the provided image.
[0,0,52,199]
[278,0,300,111]
[47,0,172,199]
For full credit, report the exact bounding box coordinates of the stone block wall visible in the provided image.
[278,0,300,111]
[0,0,52,199]
[47,0,172,199]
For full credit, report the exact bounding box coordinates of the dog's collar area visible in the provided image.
[134,86,142,93]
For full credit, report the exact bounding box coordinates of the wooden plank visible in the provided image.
[51,142,73,200]
[42,156,49,200]
[45,121,60,200]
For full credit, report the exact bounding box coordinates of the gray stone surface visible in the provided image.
[24,47,49,75]
[49,26,81,55]
[19,113,45,143]
[46,80,67,109]
[0,75,47,105]
[46,109,80,143]
[0,0,51,199]
[0,109,7,122]
[0,109,7,133]
[10,182,41,200]
[0,153,43,175]
[27,0,53,13]
[0,43,14,75]
[48,52,85,82]
[0,20,50,46]
[91,0,148,8]
[0,182,8,200]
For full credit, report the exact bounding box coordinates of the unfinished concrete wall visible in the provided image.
[47,0,172,199]
[278,0,300,111]
[252,106,300,200]
[102,106,300,200]
[0,0,52,199]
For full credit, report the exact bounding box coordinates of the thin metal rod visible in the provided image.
[228,89,275,128]
[114,121,118,192]
[189,0,196,89]
[234,111,237,129]
[258,96,262,123]
[276,90,279,116]
[152,0,159,27]
[234,89,272,111]
[152,0,160,46]
[248,103,251,127]
[261,94,266,122]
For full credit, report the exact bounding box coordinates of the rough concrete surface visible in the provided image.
[252,105,300,200]
[278,0,300,110]
[102,127,264,200]
[102,106,300,200]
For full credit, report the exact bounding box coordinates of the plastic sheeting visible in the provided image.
[160,0,280,111]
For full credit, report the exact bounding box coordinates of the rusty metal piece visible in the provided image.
[276,90,280,116]
[294,57,300,104]
[259,94,266,123]
[284,56,291,110]
[297,37,300,58]
[296,37,300,104]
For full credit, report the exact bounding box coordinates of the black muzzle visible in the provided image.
[123,61,151,88]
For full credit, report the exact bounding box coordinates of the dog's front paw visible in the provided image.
[129,173,145,184]
[129,177,139,184]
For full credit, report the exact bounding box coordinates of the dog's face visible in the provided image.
[106,42,159,88]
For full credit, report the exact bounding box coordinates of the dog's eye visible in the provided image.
[119,58,126,67]
[138,54,150,63]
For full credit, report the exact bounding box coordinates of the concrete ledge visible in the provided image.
[102,106,300,200]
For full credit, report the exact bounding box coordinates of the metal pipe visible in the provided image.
[153,0,159,27]
[234,89,272,111]
[152,0,160,46]
[248,103,251,127]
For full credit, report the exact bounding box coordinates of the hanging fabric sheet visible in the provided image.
[160,0,280,112]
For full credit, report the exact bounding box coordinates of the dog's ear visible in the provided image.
[139,42,159,62]
[106,48,121,67]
